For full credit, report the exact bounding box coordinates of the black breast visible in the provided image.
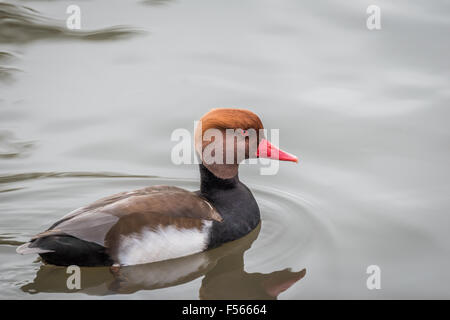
[197,164,261,249]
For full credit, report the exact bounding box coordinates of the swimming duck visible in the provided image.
[16,108,298,266]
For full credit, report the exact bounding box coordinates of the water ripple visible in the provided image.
[1,174,318,298]
[0,131,33,159]
[0,171,159,184]
[0,3,145,44]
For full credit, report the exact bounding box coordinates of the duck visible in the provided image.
[16,108,298,267]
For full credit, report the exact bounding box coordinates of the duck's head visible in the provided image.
[195,108,298,178]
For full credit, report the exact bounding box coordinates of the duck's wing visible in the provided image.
[29,185,222,248]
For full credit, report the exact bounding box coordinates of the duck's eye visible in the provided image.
[241,129,249,136]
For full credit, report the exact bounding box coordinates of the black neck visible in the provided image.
[198,164,260,249]
[199,164,239,194]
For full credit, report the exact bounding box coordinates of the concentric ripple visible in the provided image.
[0,172,335,299]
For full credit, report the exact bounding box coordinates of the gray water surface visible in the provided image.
[0,0,449,299]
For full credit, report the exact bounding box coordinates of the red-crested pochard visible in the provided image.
[16,108,298,266]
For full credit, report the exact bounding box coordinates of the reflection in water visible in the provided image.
[0,3,144,44]
[0,234,23,246]
[0,52,15,61]
[0,130,33,159]
[21,224,306,299]
[0,66,21,83]
[0,51,19,83]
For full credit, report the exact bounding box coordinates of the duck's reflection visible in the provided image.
[21,224,306,299]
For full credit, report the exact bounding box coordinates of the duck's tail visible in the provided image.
[16,242,54,254]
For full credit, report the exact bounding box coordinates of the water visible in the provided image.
[0,0,449,299]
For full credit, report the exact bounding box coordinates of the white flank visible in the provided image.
[117,220,212,266]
